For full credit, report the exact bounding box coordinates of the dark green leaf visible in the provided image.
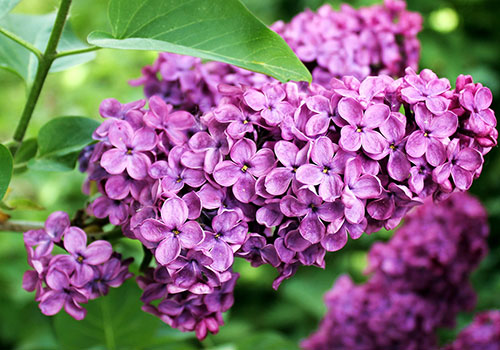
[87,0,311,83]
[0,0,20,18]
[53,280,192,350]
[0,144,13,200]
[37,116,99,158]
[234,332,299,350]
[0,14,96,85]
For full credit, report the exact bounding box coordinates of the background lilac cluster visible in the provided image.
[130,0,421,115]
[444,310,500,350]
[302,192,489,350]
[22,211,132,320]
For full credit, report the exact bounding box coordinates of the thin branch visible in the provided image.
[0,27,43,60]
[55,45,101,59]
[0,220,43,232]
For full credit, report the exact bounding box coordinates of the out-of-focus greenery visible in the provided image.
[0,0,499,349]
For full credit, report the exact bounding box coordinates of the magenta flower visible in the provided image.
[100,121,156,179]
[405,104,458,166]
[338,98,390,155]
[145,95,195,145]
[203,211,248,272]
[149,147,205,194]
[168,250,220,294]
[60,227,113,287]
[379,112,411,181]
[187,122,230,174]
[296,137,343,202]
[303,95,337,137]
[341,158,382,224]
[433,139,483,191]
[281,189,343,243]
[104,173,145,200]
[91,196,129,226]
[23,211,70,258]
[265,141,308,195]
[214,104,258,139]
[140,197,204,265]
[213,139,275,203]
[86,256,133,299]
[39,269,88,320]
[401,69,451,114]
[244,84,294,125]
[460,85,496,129]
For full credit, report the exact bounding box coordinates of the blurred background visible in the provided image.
[1,0,499,349]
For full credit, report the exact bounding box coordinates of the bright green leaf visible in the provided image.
[37,116,99,158]
[0,0,20,18]
[0,14,96,85]
[87,0,311,83]
[0,144,13,200]
[53,280,192,350]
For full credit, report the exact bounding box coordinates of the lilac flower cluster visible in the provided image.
[22,211,132,319]
[302,192,490,350]
[272,0,421,85]
[444,310,500,350]
[130,0,421,114]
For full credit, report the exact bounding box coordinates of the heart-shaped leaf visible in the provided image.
[0,13,96,85]
[0,144,13,200]
[87,0,311,83]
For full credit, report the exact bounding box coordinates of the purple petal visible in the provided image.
[426,138,446,167]
[64,299,87,320]
[210,240,234,272]
[214,104,244,123]
[456,148,483,171]
[243,89,266,111]
[274,141,299,168]
[39,291,66,316]
[430,111,458,138]
[343,194,365,224]
[339,126,362,152]
[321,225,348,252]
[231,139,256,165]
[213,161,241,187]
[306,95,330,114]
[363,104,390,128]
[127,153,151,180]
[233,175,256,203]
[158,299,183,316]
[475,87,493,110]
[401,86,425,104]
[45,211,70,241]
[140,219,169,242]
[362,130,388,155]
[318,174,343,202]
[311,136,336,166]
[63,227,87,255]
[256,203,283,227]
[425,96,449,115]
[183,192,202,220]
[265,168,294,195]
[132,128,157,151]
[406,131,427,158]
[46,269,70,290]
[179,221,204,248]
[108,121,133,149]
[351,174,382,199]
[105,175,130,200]
[101,149,127,175]
[285,229,311,252]
[299,215,325,243]
[161,197,188,228]
[305,114,330,136]
[388,151,411,181]
[249,149,275,177]
[451,166,473,190]
[296,164,324,185]
[338,98,363,126]
[84,240,112,265]
[155,234,181,265]
[367,196,395,220]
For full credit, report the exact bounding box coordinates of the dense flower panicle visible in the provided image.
[137,267,238,340]
[303,192,490,350]
[130,0,421,114]
[444,310,500,350]
[22,212,132,320]
[83,67,496,302]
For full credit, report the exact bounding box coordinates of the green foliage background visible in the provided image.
[0,0,499,349]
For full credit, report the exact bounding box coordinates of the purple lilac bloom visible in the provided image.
[23,211,70,258]
[444,310,500,350]
[23,213,132,321]
[304,192,489,350]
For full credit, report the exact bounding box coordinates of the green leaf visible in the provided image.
[13,138,37,174]
[4,197,45,211]
[37,116,99,158]
[0,0,20,18]
[0,13,96,85]
[87,0,311,83]
[0,144,13,200]
[27,116,99,172]
[53,280,193,350]
[234,332,299,350]
[28,151,80,172]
